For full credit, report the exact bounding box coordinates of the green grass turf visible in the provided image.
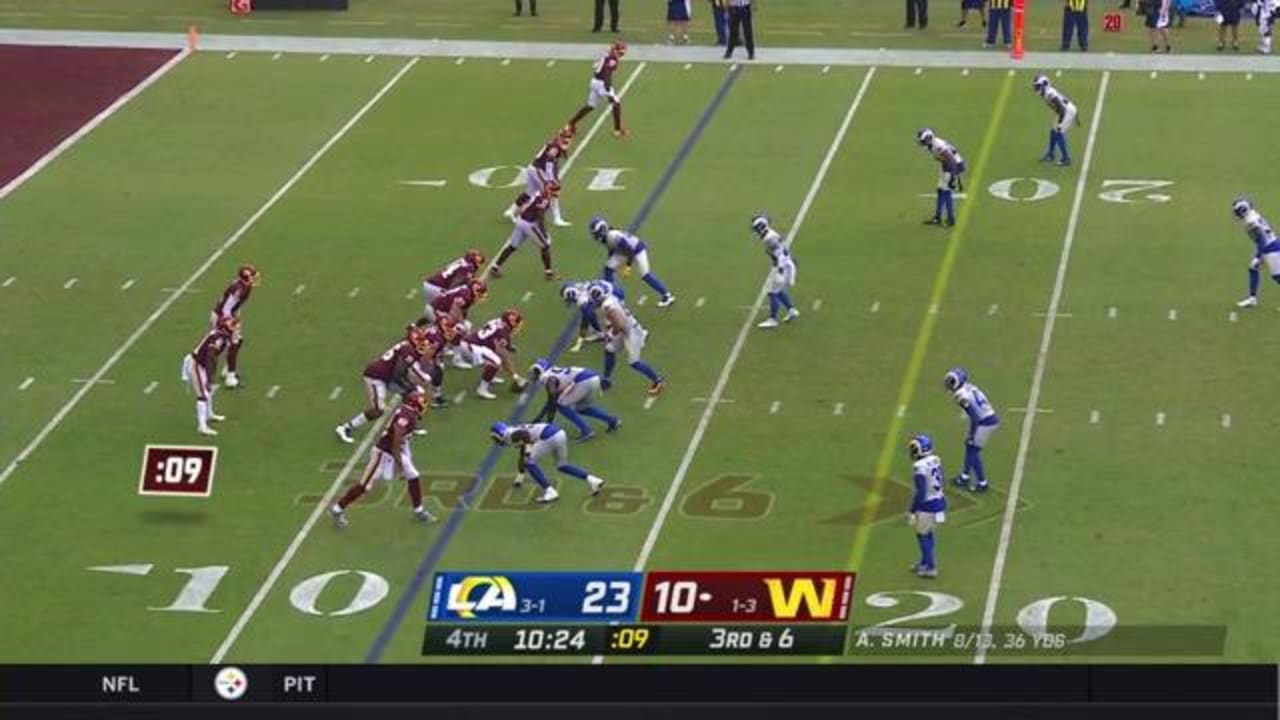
[0,0,1247,55]
[1,48,1278,664]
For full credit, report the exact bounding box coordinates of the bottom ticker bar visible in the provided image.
[421,624,848,656]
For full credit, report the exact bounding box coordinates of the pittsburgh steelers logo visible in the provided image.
[213,666,248,701]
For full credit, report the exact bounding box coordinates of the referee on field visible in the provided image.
[723,0,755,60]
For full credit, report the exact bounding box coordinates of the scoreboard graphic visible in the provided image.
[423,570,856,656]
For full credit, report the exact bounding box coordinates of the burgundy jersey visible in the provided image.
[421,324,461,361]
[466,318,514,353]
[363,340,419,382]
[531,140,564,181]
[593,52,619,86]
[376,404,422,453]
[191,329,232,368]
[212,279,252,318]
[431,284,478,317]
[426,255,479,290]
[517,193,552,224]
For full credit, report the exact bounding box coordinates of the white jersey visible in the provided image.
[604,229,645,257]
[601,295,639,332]
[927,136,965,172]
[1244,210,1279,251]
[760,228,793,269]
[953,383,998,424]
[911,456,946,513]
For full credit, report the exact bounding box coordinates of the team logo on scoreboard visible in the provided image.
[445,575,518,619]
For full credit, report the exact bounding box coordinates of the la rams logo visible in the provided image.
[446,576,518,618]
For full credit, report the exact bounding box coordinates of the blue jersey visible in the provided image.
[911,455,947,513]
[541,365,597,386]
[504,422,562,443]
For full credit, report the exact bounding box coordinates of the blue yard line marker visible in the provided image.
[364,65,743,664]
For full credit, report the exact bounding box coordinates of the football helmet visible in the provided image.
[490,422,511,444]
[404,387,429,412]
[611,41,628,57]
[943,367,968,392]
[465,248,486,267]
[238,263,261,287]
[1232,197,1253,219]
[1032,75,1050,94]
[908,434,935,461]
[589,216,610,241]
[437,315,460,342]
[750,213,770,238]
[470,279,489,301]
[587,282,610,304]
[529,358,551,382]
[407,326,432,355]
[561,283,582,306]
[502,308,524,332]
[916,128,935,147]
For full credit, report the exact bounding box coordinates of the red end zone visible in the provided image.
[0,45,179,194]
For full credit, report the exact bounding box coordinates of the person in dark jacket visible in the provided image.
[905,0,930,28]
[1216,0,1244,50]
[514,0,536,15]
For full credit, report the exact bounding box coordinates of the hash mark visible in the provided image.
[1155,411,1166,427]
[896,404,907,418]
[1089,409,1100,425]
[320,54,331,62]
[521,290,534,303]
[18,377,34,391]
[637,295,648,306]
[1221,413,1232,429]
[1055,69,1062,77]
[962,68,970,76]
[501,58,511,65]
[928,303,939,315]
[453,391,466,405]
[329,386,343,401]
[2,276,14,287]
[1198,72,1205,80]
[683,63,692,70]
[272,52,282,60]
[143,381,158,395]
[695,296,706,308]
[545,60,555,67]
[1108,306,1117,319]
[293,284,306,296]
[769,400,781,414]
[833,402,845,415]
[405,288,416,300]
[987,304,999,316]
[643,396,656,410]
[226,51,237,59]
[812,298,823,311]
[822,65,831,73]
[120,278,135,291]
[1167,308,1177,321]
[364,55,375,63]
[774,65,784,73]
[63,277,78,289]
[914,67,922,75]
[1246,72,1254,80]
[348,287,361,299]
[1149,71,1158,79]
[870,300,880,313]
[267,385,281,399]
[1229,311,1238,323]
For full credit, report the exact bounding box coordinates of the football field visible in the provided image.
[1,37,1278,665]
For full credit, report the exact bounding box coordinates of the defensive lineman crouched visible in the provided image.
[589,216,675,307]
[209,263,259,388]
[335,326,432,444]
[1032,75,1078,166]
[943,367,999,492]
[750,214,799,329]
[490,422,605,503]
[917,129,965,227]
[529,358,621,441]
[329,388,436,527]
[590,282,665,396]
[182,315,238,436]
[568,42,629,138]
[562,281,608,352]
[1232,198,1280,308]
[906,434,947,579]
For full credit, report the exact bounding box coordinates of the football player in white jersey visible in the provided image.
[1233,198,1280,308]
[944,367,999,492]
[589,282,665,396]
[907,434,946,578]
[562,280,611,352]
[589,216,676,307]
[750,213,799,329]
[529,358,621,441]
[490,421,605,503]
[916,128,965,227]
[1032,75,1079,166]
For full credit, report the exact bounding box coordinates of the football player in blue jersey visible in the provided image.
[1032,75,1079,166]
[562,281,605,353]
[590,282,666,396]
[589,216,676,307]
[529,358,621,441]
[917,128,965,227]
[490,421,605,503]
[1232,198,1280,308]
[750,213,799,328]
[944,367,999,492]
[907,434,946,578]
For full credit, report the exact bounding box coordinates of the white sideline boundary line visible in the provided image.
[0,47,189,202]
[0,56,419,491]
[209,60,644,664]
[974,71,1111,665]
[633,68,877,575]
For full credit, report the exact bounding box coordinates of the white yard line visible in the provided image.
[630,67,877,574]
[0,48,189,202]
[975,71,1110,665]
[210,413,391,663]
[0,57,419,491]
[143,381,158,395]
[18,377,34,391]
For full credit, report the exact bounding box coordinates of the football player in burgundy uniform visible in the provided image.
[182,315,238,436]
[209,264,258,388]
[463,309,528,400]
[505,128,573,227]
[421,250,484,317]
[490,184,558,281]
[423,278,487,326]
[406,316,464,408]
[329,388,435,527]
[568,42,629,137]
[335,326,432,444]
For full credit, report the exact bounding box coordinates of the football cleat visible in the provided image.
[974,482,990,493]
[757,317,779,329]
[1032,74,1050,94]
[1232,197,1252,219]
[657,294,677,308]
[335,425,354,444]
[450,353,474,370]
[577,431,596,443]
[238,263,261,286]
[607,417,622,433]
[648,378,666,397]
[783,307,800,322]
[476,385,498,400]
[328,504,348,528]
[553,217,572,227]
[535,486,560,503]
[503,205,517,221]
[1237,296,1259,308]
[917,567,939,579]
[208,411,226,423]
[916,128,935,147]
[544,268,558,281]
[430,396,450,409]
[951,473,970,488]
[198,425,218,437]
[512,472,525,487]
[924,216,944,226]
[612,127,630,139]
[908,434,935,461]
[587,475,604,495]
[223,372,241,389]
[413,507,436,523]
[943,367,969,391]
[589,216,610,241]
